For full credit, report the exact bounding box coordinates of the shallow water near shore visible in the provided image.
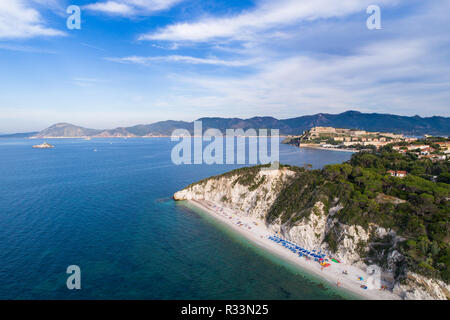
[0,138,352,299]
[182,201,360,300]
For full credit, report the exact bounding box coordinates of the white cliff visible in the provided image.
[174,166,449,300]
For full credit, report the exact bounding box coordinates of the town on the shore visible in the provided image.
[283,126,449,162]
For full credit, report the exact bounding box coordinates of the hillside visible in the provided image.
[174,146,450,299]
[126,120,193,136]
[32,123,102,138]
[22,111,450,138]
[283,111,450,136]
[0,131,38,138]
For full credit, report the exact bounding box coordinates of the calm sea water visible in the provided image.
[0,138,353,299]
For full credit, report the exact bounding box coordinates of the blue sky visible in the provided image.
[0,0,449,132]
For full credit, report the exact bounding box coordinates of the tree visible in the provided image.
[438,172,450,184]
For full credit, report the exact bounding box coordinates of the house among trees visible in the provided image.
[420,147,435,155]
[387,170,407,178]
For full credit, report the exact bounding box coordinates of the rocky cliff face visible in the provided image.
[174,166,449,300]
[174,167,295,220]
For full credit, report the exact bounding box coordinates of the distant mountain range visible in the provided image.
[0,131,39,138]
[1,111,449,138]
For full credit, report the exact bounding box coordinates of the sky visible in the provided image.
[0,0,449,132]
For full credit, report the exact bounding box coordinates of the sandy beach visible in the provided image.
[186,199,400,300]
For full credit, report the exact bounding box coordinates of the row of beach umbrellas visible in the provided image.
[268,235,327,261]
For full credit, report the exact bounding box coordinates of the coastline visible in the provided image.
[183,199,400,300]
[28,136,172,139]
[28,135,290,139]
[298,144,357,153]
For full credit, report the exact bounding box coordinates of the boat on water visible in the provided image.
[32,142,54,149]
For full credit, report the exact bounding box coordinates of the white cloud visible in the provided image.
[85,1,134,15]
[72,77,110,87]
[0,0,64,39]
[30,0,62,8]
[81,43,107,52]
[128,0,450,118]
[106,55,257,67]
[0,43,56,53]
[151,42,180,50]
[84,0,183,16]
[140,0,399,41]
[153,38,450,117]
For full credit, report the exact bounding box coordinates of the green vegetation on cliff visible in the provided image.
[267,144,449,283]
[182,139,449,282]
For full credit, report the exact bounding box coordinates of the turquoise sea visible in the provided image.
[0,138,354,299]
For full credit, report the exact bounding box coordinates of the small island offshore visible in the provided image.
[175,137,450,300]
[32,142,54,149]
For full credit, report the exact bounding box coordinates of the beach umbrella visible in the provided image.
[331,258,340,263]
